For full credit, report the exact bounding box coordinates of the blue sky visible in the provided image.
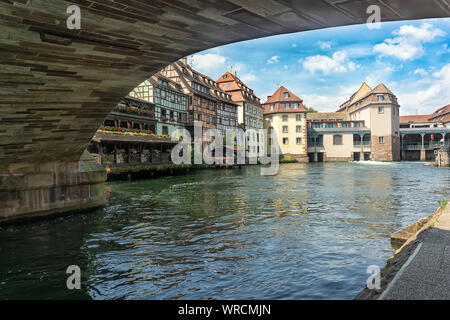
[188,18,450,116]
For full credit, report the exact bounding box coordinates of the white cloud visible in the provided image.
[316,40,333,50]
[267,55,280,64]
[240,73,257,83]
[283,65,288,70]
[291,44,297,48]
[364,63,400,87]
[396,23,445,42]
[190,53,228,73]
[413,68,428,76]
[395,63,450,115]
[301,51,358,75]
[301,84,362,112]
[373,23,446,60]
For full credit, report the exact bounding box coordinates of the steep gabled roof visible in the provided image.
[372,83,394,95]
[337,82,396,112]
[165,60,236,105]
[262,86,307,114]
[264,86,302,104]
[216,71,261,106]
[349,82,372,105]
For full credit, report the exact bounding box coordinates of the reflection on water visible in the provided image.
[0,162,448,299]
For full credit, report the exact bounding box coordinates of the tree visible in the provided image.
[306,106,318,113]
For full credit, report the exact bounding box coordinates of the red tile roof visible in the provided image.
[400,104,450,124]
[262,86,307,114]
[216,71,261,107]
[429,104,450,122]
[399,115,432,124]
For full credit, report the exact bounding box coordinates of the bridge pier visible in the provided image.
[420,149,426,161]
[0,151,106,224]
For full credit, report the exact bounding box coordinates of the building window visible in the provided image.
[162,126,168,135]
[269,116,273,121]
[282,125,288,133]
[333,135,342,145]
[296,137,302,144]
[197,113,202,121]
[293,103,298,109]
[282,115,288,122]
[296,125,302,132]
[284,92,290,98]
[378,106,384,113]
[296,114,302,121]
[379,136,384,143]
[270,104,274,111]
[285,103,289,109]
[197,97,201,107]
[283,137,288,144]
[377,95,384,101]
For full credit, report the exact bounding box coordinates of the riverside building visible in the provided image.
[262,86,308,162]
[129,74,188,137]
[159,58,238,139]
[217,71,264,159]
[399,104,450,160]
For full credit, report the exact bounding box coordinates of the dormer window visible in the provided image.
[284,92,290,98]
[377,95,384,102]
[285,103,289,109]
[270,104,274,111]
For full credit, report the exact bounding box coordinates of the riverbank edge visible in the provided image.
[355,203,448,300]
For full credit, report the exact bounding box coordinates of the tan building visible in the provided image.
[336,82,401,161]
[262,86,308,162]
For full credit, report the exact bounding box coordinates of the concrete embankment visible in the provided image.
[356,201,450,300]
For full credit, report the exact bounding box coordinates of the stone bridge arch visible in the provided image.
[1,0,449,222]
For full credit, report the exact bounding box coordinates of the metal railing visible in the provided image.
[353,141,371,146]
[402,142,449,150]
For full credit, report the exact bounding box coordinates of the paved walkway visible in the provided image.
[381,204,450,299]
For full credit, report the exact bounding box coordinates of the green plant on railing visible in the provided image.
[107,163,193,175]
[280,157,298,163]
[97,126,171,139]
[438,200,448,209]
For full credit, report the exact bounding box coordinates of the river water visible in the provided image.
[0,162,448,299]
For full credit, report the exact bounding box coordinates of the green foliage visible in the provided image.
[438,199,448,209]
[280,157,298,163]
[306,107,318,113]
[107,163,192,175]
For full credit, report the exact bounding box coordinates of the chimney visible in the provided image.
[267,96,271,100]
[182,56,187,65]
[233,70,237,76]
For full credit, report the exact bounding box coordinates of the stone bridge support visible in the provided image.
[0,151,106,223]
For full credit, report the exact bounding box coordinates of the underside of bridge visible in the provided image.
[0,0,449,222]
